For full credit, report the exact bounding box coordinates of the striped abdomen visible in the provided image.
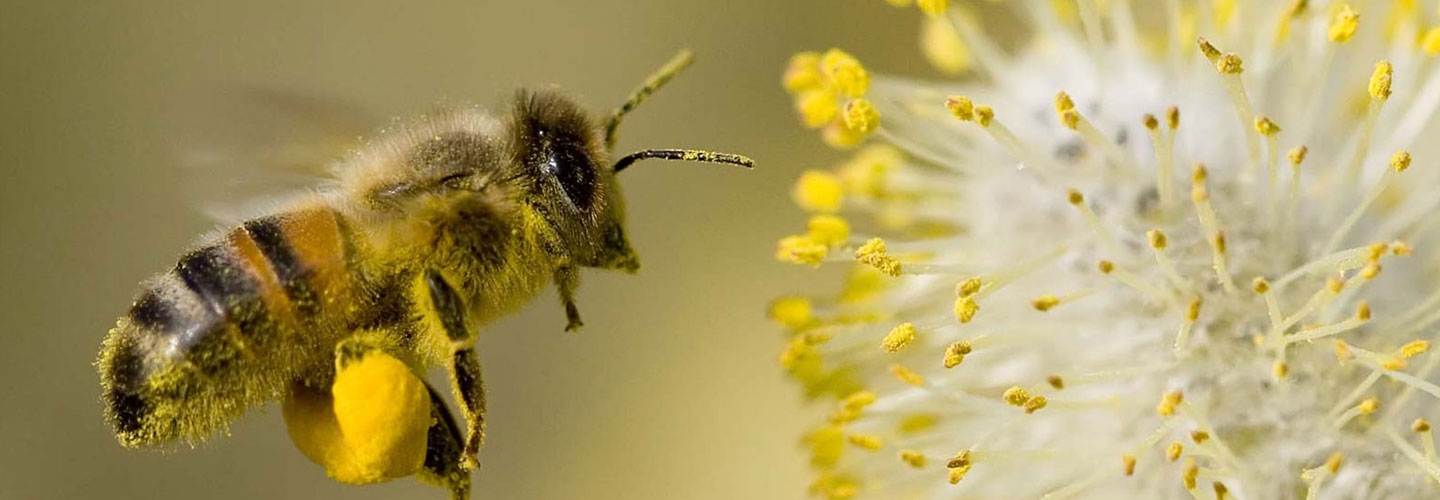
[100,206,357,447]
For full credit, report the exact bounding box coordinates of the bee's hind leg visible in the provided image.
[417,382,472,500]
[424,270,487,470]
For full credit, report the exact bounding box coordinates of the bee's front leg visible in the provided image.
[424,270,487,470]
[555,265,583,332]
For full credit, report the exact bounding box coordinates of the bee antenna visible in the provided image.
[612,149,755,173]
[604,49,695,151]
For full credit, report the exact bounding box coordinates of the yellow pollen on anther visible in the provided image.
[890,364,925,386]
[1191,431,1211,444]
[768,296,814,329]
[1187,298,1203,321]
[1122,455,1137,476]
[796,88,840,129]
[945,96,975,121]
[1326,452,1344,473]
[882,322,918,352]
[783,52,823,93]
[821,48,870,98]
[1399,340,1431,358]
[1166,107,1180,129]
[1167,442,1183,461]
[1289,145,1309,165]
[1335,340,1355,361]
[1423,28,1440,55]
[1182,457,1199,489]
[1197,37,1222,60]
[848,433,884,450]
[842,391,876,412]
[807,215,851,248]
[1329,5,1361,43]
[1327,276,1345,293]
[943,341,971,368]
[1356,301,1372,320]
[1253,277,1271,294]
[1359,397,1381,414]
[954,296,979,323]
[856,238,902,276]
[899,450,926,468]
[1274,360,1290,379]
[1032,294,1060,311]
[1414,419,1432,432]
[1066,188,1084,205]
[1392,240,1413,256]
[1391,150,1412,171]
[973,106,993,128]
[1158,390,1184,417]
[1214,482,1230,500]
[1367,242,1390,261]
[794,170,845,213]
[921,15,970,74]
[1023,396,1048,414]
[1148,230,1168,249]
[843,99,880,134]
[1362,262,1382,280]
[1217,53,1244,74]
[917,0,947,17]
[1255,116,1281,136]
[947,449,972,469]
[1003,386,1031,406]
[1098,260,1115,274]
[1144,114,1159,130]
[1047,375,1065,389]
[956,277,982,298]
[777,236,828,266]
[1370,61,1394,100]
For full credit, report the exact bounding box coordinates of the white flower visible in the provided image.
[774,2,1440,499]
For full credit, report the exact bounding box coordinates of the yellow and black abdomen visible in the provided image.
[100,206,356,447]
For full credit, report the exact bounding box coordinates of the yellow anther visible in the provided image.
[1326,452,1343,473]
[1214,232,1227,255]
[1166,107,1181,129]
[1423,28,1440,56]
[1094,260,1114,275]
[794,170,845,213]
[1166,442,1183,461]
[1192,163,1209,183]
[945,96,975,121]
[1335,340,1355,361]
[1327,276,1345,293]
[1187,298,1203,321]
[917,0,948,17]
[1252,277,1271,295]
[821,48,870,98]
[777,235,828,266]
[848,433,884,451]
[1122,455,1137,476]
[1383,357,1409,370]
[921,14,970,74]
[899,450,927,468]
[890,364,925,386]
[783,52,824,93]
[1066,188,1084,205]
[1391,150,1411,171]
[768,296,814,329]
[882,322,918,353]
[1003,386,1031,406]
[807,426,846,468]
[1398,340,1431,358]
[1197,37,1222,60]
[1023,396,1048,414]
[1361,262,1382,280]
[1356,301,1372,320]
[1214,482,1230,500]
[956,277,982,298]
[1367,242,1390,261]
[1191,431,1210,444]
[842,391,876,412]
[947,464,971,484]
[1217,53,1244,74]
[1273,360,1290,379]
[1371,61,1394,100]
[1289,145,1309,165]
[946,449,972,469]
[1041,375,1064,390]
[1329,5,1360,43]
[1392,240,1413,256]
[843,99,880,134]
[943,341,972,368]
[1182,457,1199,489]
[1255,117,1281,136]
[974,106,994,128]
[1158,390,1184,417]
[796,88,840,129]
[1060,109,1080,130]
[1414,419,1432,432]
[900,414,937,434]
[1148,230,1168,249]
[807,215,851,248]
[1143,114,1159,130]
[954,296,978,323]
[822,120,865,149]
[1054,92,1076,114]
[1358,397,1380,414]
[855,240,902,277]
[1032,294,1060,311]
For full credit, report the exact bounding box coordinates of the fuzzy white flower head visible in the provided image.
[774,2,1440,500]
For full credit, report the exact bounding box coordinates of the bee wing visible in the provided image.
[174,87,379,224]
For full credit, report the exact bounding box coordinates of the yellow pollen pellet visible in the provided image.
[1423,28,1440,56]
[1167,442,1183,461]
[899,450,926,468]
[1047,375,1065,390]
[1391,150,1411,171]
[1273,360,1289,379]
[843,99,880,134]
[1187,298,1203,321]
[821,48,870,98]
[777,235,828,266]
[768,296,814,329]
[1197,37,1221,59]
[1252,277,1271,294]
[1023,396,1047,414]
[1326,452,1344,473]
[1371,61,1394,100]
[1143,114,1159,130]
[1158,390,1184,417]
[1399,340,1431,358]
[1359,397,1380,414]
[1217,53,1244,74]
[1066,188,1084,205]
[947,450,972,469]
[848,433,884,450]
[1329,5,1360,42]
[1414,419,1432,432]
[882,322,918,353]
[1335,340,1355,361]
[1182,458,1199,489]
[943,341,971,368]
[917,0,947,17]
[956,277,982,298]
[1255,116,1281,136]
[974,106,993,127]
[1356,301,1371,320]
[1191,431,1210,444]
[1122,455,1137,476]
[1289,145,1309,165]
[1148,229,1168,249]
[796,88,840,129]
[954,296,978,323]
[794,170,844,213]
[1166,107,1181,129]
[783,52,823,93]
[807,215,851,248]
[1098,260,1115,274]
[1003,386,1031,406]
[946,96,975,121]
[1032,294,1060,311]
[890,364,925,386]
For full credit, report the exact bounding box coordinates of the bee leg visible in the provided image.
[425,270,486,470]
[418,383,472,500]
[555,265,583,332]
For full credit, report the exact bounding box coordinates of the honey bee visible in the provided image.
[97,50,751,498]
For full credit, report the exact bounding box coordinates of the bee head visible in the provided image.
[509,50,752,274]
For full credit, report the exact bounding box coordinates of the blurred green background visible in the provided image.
[0,1,933,499]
